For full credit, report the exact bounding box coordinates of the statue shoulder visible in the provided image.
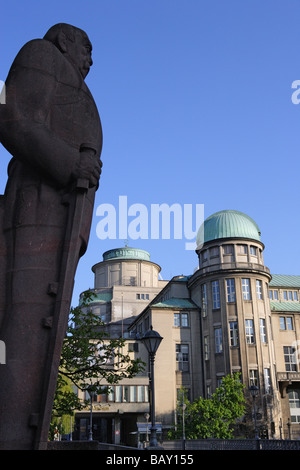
[9,39,64,77]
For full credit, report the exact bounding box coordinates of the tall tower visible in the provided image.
[80,246,165,337]
[188,210,280,436]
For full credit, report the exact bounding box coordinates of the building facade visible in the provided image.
[75,210,300,444]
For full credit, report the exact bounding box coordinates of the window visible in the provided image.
[108,387,115,402]
[137,385,148,402]
[212,281,220,309]
[215,328,223,353]
[115,385,122,402]
[245,319,255,344]
[264,368,271,394]
[229,321,239,346]
[176,344,189,371]
[249,369,259,387]
[129,386,136,402]
[239,244,248,254]
[108,385,149,403]
[260,318,267,343]
[210,246,219,258]
[123,385,130,402]
[242,278,251,300]
[284,346,297,372]
[204,336,209,360]
[282,290,299,301]
[174,312,189,327]
[136,293,150,300]
[226,279,236,302]
[223,244,233,255]
[256,280,263,299]
[280,316,293,330]
[181,313,189,326]
[289,390,300,423]
[269,289,279,300]
[250,246,257,256]
[128,342,139,352]
[201,284,207,317]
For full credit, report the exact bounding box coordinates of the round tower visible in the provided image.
[189,210,279,436]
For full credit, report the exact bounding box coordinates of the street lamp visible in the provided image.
[87,385,95,441]
[144,412,150,443]
[181,400,187,450]
[142,326,163,448]
[249,385,259,440]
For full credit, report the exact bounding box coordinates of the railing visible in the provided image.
[49,438,300,451]
[277,371,300,382]
[162,439,300,450]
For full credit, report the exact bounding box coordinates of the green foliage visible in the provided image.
[168,373,245,440]
[51,290,145,421]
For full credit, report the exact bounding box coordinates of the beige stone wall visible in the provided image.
[92,258,162,289]
[77,244,300,440]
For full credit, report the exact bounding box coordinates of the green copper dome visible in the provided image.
[103,247,151,262]
[196,210,261,247]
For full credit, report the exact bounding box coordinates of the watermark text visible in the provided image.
[96,196,204,250]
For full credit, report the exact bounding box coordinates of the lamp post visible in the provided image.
[87,385,94,441]
[142,326,163,448]
[249,385,259,440]
[287,418,291,440]
[181,400,186,450]
[144,412,150,443]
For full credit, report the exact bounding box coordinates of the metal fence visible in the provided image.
[161,439,300,450]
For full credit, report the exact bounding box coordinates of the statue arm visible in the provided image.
[1,118,82,188]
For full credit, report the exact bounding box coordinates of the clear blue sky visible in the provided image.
[1,0,300,306]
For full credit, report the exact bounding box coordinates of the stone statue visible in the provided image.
[0,24,103,449]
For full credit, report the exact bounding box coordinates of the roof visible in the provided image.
[196,210,261,246]
[102,247,151,262]
[270,274,300,288]
[151,298,198,309]
[172,275,192,282]
[80,292,112,305]
[270,301,300,313]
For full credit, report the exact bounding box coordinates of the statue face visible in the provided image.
[66,31,93,79]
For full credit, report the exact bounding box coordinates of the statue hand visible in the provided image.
[73,148,102,188]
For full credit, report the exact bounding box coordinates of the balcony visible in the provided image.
[277,372,300,398]
[277,371,300,382]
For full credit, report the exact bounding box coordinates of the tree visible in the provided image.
[168,373,245,440]
[50,290,145,427]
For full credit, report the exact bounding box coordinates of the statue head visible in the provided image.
[44,23,93,79]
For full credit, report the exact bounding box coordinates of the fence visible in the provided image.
[161,439,300,450]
